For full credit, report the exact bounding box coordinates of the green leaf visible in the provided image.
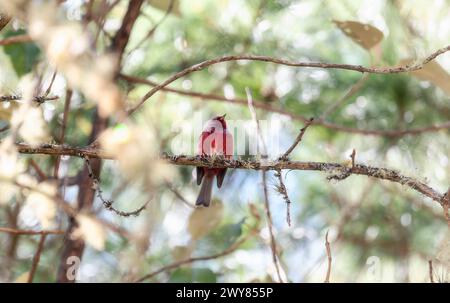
[3,29,41,76]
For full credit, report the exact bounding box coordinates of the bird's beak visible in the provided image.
[221,114,227,118]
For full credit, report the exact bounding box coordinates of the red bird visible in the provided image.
[196,114,234,207]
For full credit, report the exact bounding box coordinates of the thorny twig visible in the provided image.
[0,95,59,104]
[82,155,149,217]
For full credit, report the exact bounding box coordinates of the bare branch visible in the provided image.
[135,231,254,282]
[13,143,446,206]
[121,74,450,137]
[0,227,64,235]
[128,45,450,115]
[262,170,285,283]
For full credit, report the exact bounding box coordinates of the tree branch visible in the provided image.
[0,227,64,235]
[280,117,314,159]
[135,232,253,282]
[128,45,450,115]
[120,74,450,137]
[14,143,446,206]
[0,34,32,46]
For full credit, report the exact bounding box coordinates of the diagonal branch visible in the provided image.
[128,45,450,115]
[27,233,47,283]
[280,117,314,160]
[135,232,253,282]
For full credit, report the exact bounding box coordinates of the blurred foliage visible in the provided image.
[0,0,449,283]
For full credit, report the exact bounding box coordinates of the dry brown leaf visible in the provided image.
[401,59,450,96]
[334,20,384,50]
[188,199,223,240]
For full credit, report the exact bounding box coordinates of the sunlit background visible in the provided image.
[0,0,449,282]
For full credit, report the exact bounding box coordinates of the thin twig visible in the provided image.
[53,89,72,178]
[128,0,174,53]
[44,70,57,97]
[0,34,32,46]
[128,45,450,115]
[324,230,332,283]
[121,74,450,137]
[28,159,47,181]
[135,232,253,282]
[246,87,284,282]
[428,260,434,283]
[280,118,314,160]
[320,73,369,119]
[262,171,285,283]
[165,182,195,208]
[27,233,47,283]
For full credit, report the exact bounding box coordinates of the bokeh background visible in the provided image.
[0,0,449,282]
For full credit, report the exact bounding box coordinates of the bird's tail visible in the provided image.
[196,175,214,207]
